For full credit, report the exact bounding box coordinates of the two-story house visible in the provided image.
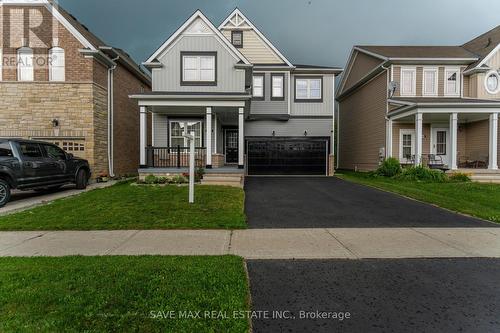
[337,26,500,180]
[0,0,151,177]
[131,9,342,181]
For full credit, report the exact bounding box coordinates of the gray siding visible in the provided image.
[251,72,288,115]
[245,118,332,137]
[153,35,246,93]
[153,114,169,146]
[291,74,334,116]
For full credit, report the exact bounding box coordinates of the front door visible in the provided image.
[225,129,238,164]
[431,128,450,166]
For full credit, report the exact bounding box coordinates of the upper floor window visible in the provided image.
[444,67,460,96]
[485,71,500,94]
[181,52,216,85]
[423,67,438,96]
[231,31,243,48]
[400,67,416,96]
[17,47,34,82]
[271,74,284,100]
[253,74,264,99]
[295,77,322,102]
[49,47,65,82]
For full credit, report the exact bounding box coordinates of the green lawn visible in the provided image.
[0,182,246,231]
[0,256,249,332]
[337,171,500,223]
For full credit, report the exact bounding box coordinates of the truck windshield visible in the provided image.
[0,142,13,157]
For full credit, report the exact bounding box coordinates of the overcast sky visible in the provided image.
[58,0,500,68]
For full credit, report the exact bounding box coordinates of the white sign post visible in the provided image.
[183,131,196,203]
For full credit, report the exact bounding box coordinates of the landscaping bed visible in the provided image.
[0,181,246,230]
[0,256,249,332]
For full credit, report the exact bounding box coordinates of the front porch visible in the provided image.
[387,108,499,172]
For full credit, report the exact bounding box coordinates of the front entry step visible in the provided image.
[201,173,244,188]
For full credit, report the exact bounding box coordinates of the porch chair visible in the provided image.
[427,154,448,171]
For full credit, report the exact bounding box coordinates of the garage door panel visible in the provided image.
[247,139,328,175]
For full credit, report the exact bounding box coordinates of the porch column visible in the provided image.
[206,107,212,168]
[450,113,458,170]
[489,112,498,170]
[139,106,148,167]
[415,113,423,165]
[386,118,393,158]
[238,107,245,169]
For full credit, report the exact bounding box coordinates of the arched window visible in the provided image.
[17,47,34,81]
[49,47,65,82]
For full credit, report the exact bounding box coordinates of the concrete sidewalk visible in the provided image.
[0,228,499,259]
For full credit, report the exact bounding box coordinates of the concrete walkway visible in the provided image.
[1,228,499,259]
[0,181,119,216]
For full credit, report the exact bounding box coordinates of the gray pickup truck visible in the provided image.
[0,139,91,207]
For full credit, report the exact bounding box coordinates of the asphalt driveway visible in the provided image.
[244,177,496,228]
[247,258,500,333]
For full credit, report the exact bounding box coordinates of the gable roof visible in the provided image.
[355,45,479,60]
[462,25,500,72]
[145,10,250,65]
[218,8,293,67]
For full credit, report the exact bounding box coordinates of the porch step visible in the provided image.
[201,173,244,188]
[469,175,500,184]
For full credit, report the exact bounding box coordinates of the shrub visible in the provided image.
[157,177,168,184]
[449,172,472,182]
[144,175,158,184]
[376,158,402,177]
[396,166,448,182]
[171,175,188,184]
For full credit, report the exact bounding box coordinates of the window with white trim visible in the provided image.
[445,68,461,96]
[400,67,416,96]
[17,47,34,81]
[253,75,264,98]
[170,120,203,147]
[423,67,438,96]
[400,129,415,162]
[271,74,284,99]
[295,77,322,101]
[485,71,500,94]
[49,47,65,82]
[181,53,216,84]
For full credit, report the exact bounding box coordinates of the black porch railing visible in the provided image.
[146,146,206,168]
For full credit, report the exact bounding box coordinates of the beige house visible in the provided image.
[337,25,500,180]
[0,0,151,177]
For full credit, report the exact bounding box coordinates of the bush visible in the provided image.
[171,175,188,184]
[396,166,448,182]
[144,175,158,184]
[449,172,472,182]
[157,177,168,184]
[376,158,402,177]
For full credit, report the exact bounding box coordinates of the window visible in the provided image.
[17,47,34,81]
[485,71,500,94]
[253,74,264,99]
[423,67,438,96]
[436,131,447,155]
[231,31,243,48]
[19,142,43,158]
[43,144,66,160]
[400,67,416,96]
[181,52,216,85]
[399,130,415,161]
[49,47,65,82]
[271,74,284,100]
[0,142,13,157]
[295,77,322,101]
[170,120,203,147]
[445,67,460,96]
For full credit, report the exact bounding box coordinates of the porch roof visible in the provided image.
[130,91,252,107]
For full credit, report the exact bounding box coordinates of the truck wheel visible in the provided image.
[75,169,88,190]
[0,179,11,208]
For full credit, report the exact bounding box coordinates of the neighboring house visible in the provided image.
[0,0,151,177]
[337,26,500,175]
[131,9,342,178]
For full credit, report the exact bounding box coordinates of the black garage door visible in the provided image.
[247,139,328,175]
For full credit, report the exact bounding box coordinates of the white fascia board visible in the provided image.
[353,46,389,61]
[473,43,500,70]
[389,57,478,61]
[146,10,249,65]
[136,100,247,107]
[219,8,293,67]
[1,0,96,50]
[336,48,358,97]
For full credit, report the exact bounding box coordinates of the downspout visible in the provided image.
[382,63,390,160]
[107,57,119,178]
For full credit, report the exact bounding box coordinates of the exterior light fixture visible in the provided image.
[272,131,276,137]
[52,119,60,127]
[304,131,308,136]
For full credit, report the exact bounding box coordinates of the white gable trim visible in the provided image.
[219,9,293,67]
[474,42,500,70]
[146,10,249,65]
[0,0,96,50]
